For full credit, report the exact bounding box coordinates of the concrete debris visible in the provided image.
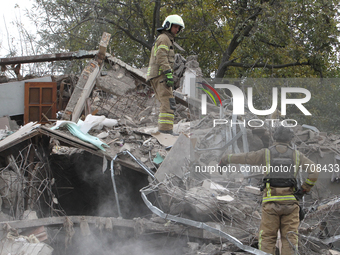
[0,238,53,255]
[244,186,262,195]
[0,116,18,131]
[97,67,137,96]
[1,51,340,255]
[216,195,234,202]
[202,179,229,193]
[154,134,196,182]
[0,129,14,141]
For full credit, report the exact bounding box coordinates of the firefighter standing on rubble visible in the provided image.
[146,14,184,135]
[219,126,318,255]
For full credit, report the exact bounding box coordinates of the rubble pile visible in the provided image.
[1,45,340,255]
[154,175,261,237]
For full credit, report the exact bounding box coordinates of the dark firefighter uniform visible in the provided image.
[221,142,318,254]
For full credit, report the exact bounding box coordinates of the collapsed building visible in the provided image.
[0,32,340,255]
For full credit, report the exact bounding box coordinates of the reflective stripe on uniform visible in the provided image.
[158,113,174,125]
[265,149,271,197]
[159,113,174,118]
[306,178,316,186]
[265,148,270,172]
[154,44,169,57]
[262,195,297,203]
[157,45,169,51]
[258,230,263,250]
[263,148,300,203]
[153,44,158,56]
[266,182,271,197]
[228,154,232,163]
[158,119,174,125]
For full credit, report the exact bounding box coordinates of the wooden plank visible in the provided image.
[99,33,111,55]
[63,33,111,122]
[38,126,98,150]
[0,50,98,65]
[71,61,100,122]
[0,123,40,153]
[62,60,99,121]
[0,216,185,236]
[0,216,227,242]
[96,32,111,65]
[2,216,134,229]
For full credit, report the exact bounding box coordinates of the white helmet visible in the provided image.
[157,14,185,32]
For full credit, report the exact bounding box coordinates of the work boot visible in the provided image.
[159,130,179,136]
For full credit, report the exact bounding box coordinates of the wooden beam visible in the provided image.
[66,60,100,122]
[62,32,111,122]
[0,50,98,65]
[0,216,229,242]
[96,32,111,65]
[0,216,187,237]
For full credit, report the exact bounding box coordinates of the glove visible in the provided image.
[164,70,174,87]
[294,188,307,201]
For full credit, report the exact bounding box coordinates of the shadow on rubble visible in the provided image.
[49,151,150,218]
[48,151,173,255]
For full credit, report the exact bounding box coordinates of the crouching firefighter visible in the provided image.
[146,14,185,135]
[219,126,318,254]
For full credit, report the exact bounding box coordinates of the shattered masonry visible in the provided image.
[0,34,340,254]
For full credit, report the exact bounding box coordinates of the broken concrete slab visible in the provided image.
[96,69,136,96]
[151,132,178,147]
[154,134,195,182]
[244,186,262,195]
[216,195,234,202]
[202,180,229,193]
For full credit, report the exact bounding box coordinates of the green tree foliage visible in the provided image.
[31,0,340,131]
[32,0,162,69]
[32,0,340,77]
[213,0,340,78]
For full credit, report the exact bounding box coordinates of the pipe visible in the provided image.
[140,186,270,255]
[120,150,156,180]
[110,158,122,218]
